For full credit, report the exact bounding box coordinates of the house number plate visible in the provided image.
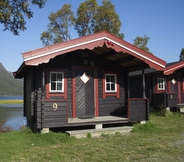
[53,103,58,111]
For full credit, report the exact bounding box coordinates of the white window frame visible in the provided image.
[105,74,117,92]
[158,78,165,90]
[50,72,64,92]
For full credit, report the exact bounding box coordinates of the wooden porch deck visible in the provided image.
[68,116,128,123]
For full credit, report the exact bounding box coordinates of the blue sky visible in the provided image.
[1,0,184,72]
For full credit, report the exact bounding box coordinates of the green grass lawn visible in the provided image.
[0,100,23,104]
[0,112,184,162]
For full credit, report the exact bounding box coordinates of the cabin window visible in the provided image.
[157,78,165,90]
[105,74,117,92]
[102,72,120,98]
[50,72,64,92]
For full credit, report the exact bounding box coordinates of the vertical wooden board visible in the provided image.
[67,70,73,118]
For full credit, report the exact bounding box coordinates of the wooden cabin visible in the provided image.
[130,61,184,111]
[14,31,166,132]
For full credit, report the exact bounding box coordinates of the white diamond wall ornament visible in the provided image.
[172,78,176,84]
[80,72,90,83]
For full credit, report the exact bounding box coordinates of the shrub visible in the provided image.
[87,133,92,138]
[132,121,161,133]
[0,121,12,133]
[153,102,167,116]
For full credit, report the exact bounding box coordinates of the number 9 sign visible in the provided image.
[53,103,58,111]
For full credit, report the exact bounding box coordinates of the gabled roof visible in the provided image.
[15,31,166,77]
[164,60,184,75]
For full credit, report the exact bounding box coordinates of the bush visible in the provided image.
[0,121,12,133]
[132,121,161,133]
[153,103,167,116]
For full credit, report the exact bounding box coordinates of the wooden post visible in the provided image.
[42,64,45,100]
[126,70,130,98]
[41,64,45,129]
[142,68,146,98]
[164,76,168,107]
[126,71,130,118]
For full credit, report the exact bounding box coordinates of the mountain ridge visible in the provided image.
[0,62,23,96]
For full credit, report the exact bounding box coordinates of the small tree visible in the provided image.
[179,48,184,61]
[133,35,152,53]
[40,4,75,46]
[0,0,46,35]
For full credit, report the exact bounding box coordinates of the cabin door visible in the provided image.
[169,76,181,104]
[75,69,95,118]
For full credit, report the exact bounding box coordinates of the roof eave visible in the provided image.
[14,62,26,78]
[164,60,184,75]
[22,32,166,71]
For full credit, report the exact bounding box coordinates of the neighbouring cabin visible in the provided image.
[130,61,184,111]
[14,31,166,132]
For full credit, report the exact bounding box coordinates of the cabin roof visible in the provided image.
[130,60,184,77]
[164,60,184,75]
[15,31,166,78]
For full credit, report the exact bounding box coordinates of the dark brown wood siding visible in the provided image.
[129,76,142,98]
[152,74,165,94]
[34,66,43,129]
[24,69,34,120]
[37,65,73,129]
[128,98,148,122]
[166,93,177,107]
[152,93,166,108]
[98,71,126,116]
[129,75,152,104]
[41,100,68,128]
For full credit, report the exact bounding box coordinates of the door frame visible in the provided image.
[168,75,180,104]
[178,76,182,104]
[71,66,99,118]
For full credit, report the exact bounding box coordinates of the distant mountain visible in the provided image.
[0,63,23,96]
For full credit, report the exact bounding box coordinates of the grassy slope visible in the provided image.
[0,63,23,96]
[0,113,184,162]
[0,100,23,104]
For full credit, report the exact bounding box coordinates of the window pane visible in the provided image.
[51,73,56,81]
[106,84,110,90]
[57,83,62,90]
[51,82,56,90]
[106,76,110,82]
[159,84,162,89]
[111,76,115,82]
[50,72,64,92]
[111,84,115,90]
[57,74,63,81]
[158,78,165,90]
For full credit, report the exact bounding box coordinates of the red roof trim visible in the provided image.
[22,31,166,70]
[164,61,184,75]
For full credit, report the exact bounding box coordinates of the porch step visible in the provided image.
[66,126,133,138]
